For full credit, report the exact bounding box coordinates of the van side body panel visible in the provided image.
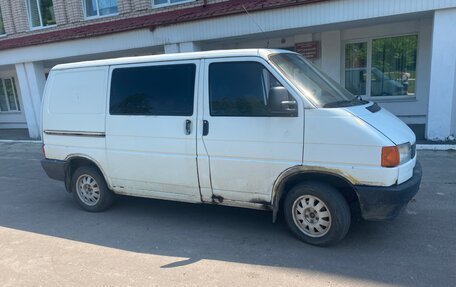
[42,67,111,187]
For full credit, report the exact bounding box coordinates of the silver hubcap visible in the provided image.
[76,174,100,206]
[292,195,331,238]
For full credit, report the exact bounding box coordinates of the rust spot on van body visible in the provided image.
[273,165,359,191]
[249,198,273,210]
[212,194,224,204]
[271,164,360,222]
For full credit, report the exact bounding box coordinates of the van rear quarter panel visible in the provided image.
[43,67,109,133]
[42,67,109,175]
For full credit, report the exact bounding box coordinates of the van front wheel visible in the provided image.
[71,166,114,212]
[284,182,350,246]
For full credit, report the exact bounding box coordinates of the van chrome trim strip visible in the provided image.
[44,130,106,137]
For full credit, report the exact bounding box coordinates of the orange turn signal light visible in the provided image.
[381,146,400,167]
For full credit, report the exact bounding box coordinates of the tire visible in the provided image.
[71,166,114,212]
[283,182,351,247]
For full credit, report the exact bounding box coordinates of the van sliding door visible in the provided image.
[105,60,202,203]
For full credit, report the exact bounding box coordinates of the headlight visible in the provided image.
[381,142,412,167]
[398,142,412,164]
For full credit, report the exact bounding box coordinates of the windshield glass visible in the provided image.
[269,53,368,108]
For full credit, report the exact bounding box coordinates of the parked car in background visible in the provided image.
[345,67,407,97]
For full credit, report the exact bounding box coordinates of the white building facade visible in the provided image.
[0,0,455,140]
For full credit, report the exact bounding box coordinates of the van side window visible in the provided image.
[110,64,196,116]
[209,62,294,117]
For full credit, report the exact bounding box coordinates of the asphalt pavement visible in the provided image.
[0,142,455,287]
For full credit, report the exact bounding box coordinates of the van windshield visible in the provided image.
[269,53,368,108]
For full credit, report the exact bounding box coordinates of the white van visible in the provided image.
[41,49,422,246]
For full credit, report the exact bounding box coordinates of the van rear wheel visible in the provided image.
[71,166,114,212]
[284,182,351,246]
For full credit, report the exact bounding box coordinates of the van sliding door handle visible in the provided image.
[203,120,209,136]
[185,120,192,135]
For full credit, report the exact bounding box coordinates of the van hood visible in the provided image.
[344,102,416,145]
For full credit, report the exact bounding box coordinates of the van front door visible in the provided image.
[199,58,304,205]
[105,60,201,203]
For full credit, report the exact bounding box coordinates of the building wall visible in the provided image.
[0,0,229,40]
[9,1,29,34]
[1,0,456,139]
[1,1,16,34]
[453,65,456,137]
[426,7,456,140]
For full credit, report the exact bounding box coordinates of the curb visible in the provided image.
[417,144,456,151]
[0,140,42,144]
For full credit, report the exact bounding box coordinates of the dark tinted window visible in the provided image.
[209,62,288,117]
[110,64,196,116]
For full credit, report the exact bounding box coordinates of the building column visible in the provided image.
[164,42,201,54]
[164,43,180,54]
[179,42,201,53]
[321,30,341,83]
[427,8,456,140]
[15,62,46,139]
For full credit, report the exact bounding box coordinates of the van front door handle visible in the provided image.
[185,120,192,135]
[203,120,209,136]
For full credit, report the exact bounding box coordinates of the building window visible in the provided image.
[0,78,21,112]
[27,0,56,29]
[344,35,418,98]
[84,0,118,18]
[0,7,6,35]
[152,0,194,8]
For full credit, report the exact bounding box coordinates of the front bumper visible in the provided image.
[354,161,422,221]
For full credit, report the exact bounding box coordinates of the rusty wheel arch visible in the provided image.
[271,166,359,222]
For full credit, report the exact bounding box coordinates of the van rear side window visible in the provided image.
[110,64,196,116]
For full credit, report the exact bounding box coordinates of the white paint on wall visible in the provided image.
[164,43,180,54]
[426,8,456,140]
[179,42,201,53]
[321,30,341,82]
[452,63,456,136]
[14,62,46,139]
[164,42,201,53]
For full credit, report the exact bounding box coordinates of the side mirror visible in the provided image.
[268,86,297,115]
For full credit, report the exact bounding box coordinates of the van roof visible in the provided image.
[53,49,294,71]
